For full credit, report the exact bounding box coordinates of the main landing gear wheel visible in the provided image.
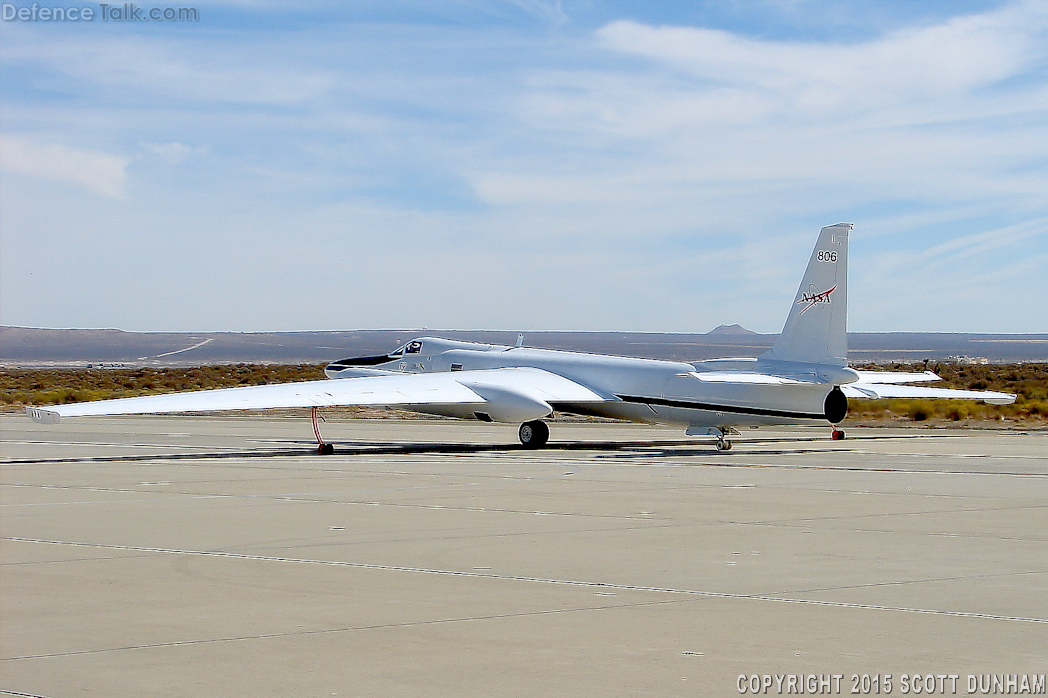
[716,438,733,451]
[518,420,549,449]
[831,428,846,441]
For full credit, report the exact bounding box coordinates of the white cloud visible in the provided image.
[1,30,332,106]
[140,141,209,164]
[0,135,128,197]
[596,1,1048,113]
[487,2,1048,243]
[508,0,568,26]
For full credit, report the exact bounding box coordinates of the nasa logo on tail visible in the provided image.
[797,284,836,314]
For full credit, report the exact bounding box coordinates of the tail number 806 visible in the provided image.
[817,250,838,263]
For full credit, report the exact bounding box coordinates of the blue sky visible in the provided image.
[1,0,1045,333]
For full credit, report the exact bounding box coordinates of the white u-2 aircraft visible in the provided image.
[28,224,1014,452]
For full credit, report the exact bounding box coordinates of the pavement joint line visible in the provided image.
[751,502,1048,525]
[2,522,682,563]
[731,521,1048,544]
[0,483,664,520]
[5,536,1046,625]
[0,449,308,465]
[5,485,1044,536]
[2,553,171,567]
[3,480,1044,527]
[1,439,243,451]
[0,476,1025,513]
[0,690,54,697]
[4,480,1044,536]
[2,452,1045,478]
[620,461,1048,477]
[1,598,689,662]
[728,518,1048,543]
[733,521,1043,544]
[778,568,1048,595]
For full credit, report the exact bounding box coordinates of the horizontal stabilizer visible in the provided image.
[687,371,813,385]
[852,370,941,384]
[841,383,1015,404]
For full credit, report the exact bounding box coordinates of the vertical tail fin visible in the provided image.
[761,223,851,366]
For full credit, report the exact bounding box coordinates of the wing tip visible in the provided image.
[26,406,61,424]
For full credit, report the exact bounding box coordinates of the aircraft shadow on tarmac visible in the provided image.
[5,433,949,465]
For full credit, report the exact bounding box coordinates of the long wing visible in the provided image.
[25,368,608,424]
[842,374,1015,404]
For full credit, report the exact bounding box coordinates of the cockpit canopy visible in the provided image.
[389,340,422,357]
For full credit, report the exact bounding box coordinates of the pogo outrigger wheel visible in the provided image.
[312,406,334,455]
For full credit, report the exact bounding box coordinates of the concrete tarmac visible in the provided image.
[2,415,1046,697]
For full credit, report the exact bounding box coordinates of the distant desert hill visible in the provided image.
[706,324,759,336]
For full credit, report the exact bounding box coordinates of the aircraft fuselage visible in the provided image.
[325,337,841,430]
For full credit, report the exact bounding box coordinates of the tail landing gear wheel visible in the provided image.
[716,439,732,451]
[831,428,846,441]
[518,420,549,449]
[317,443,335,455]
